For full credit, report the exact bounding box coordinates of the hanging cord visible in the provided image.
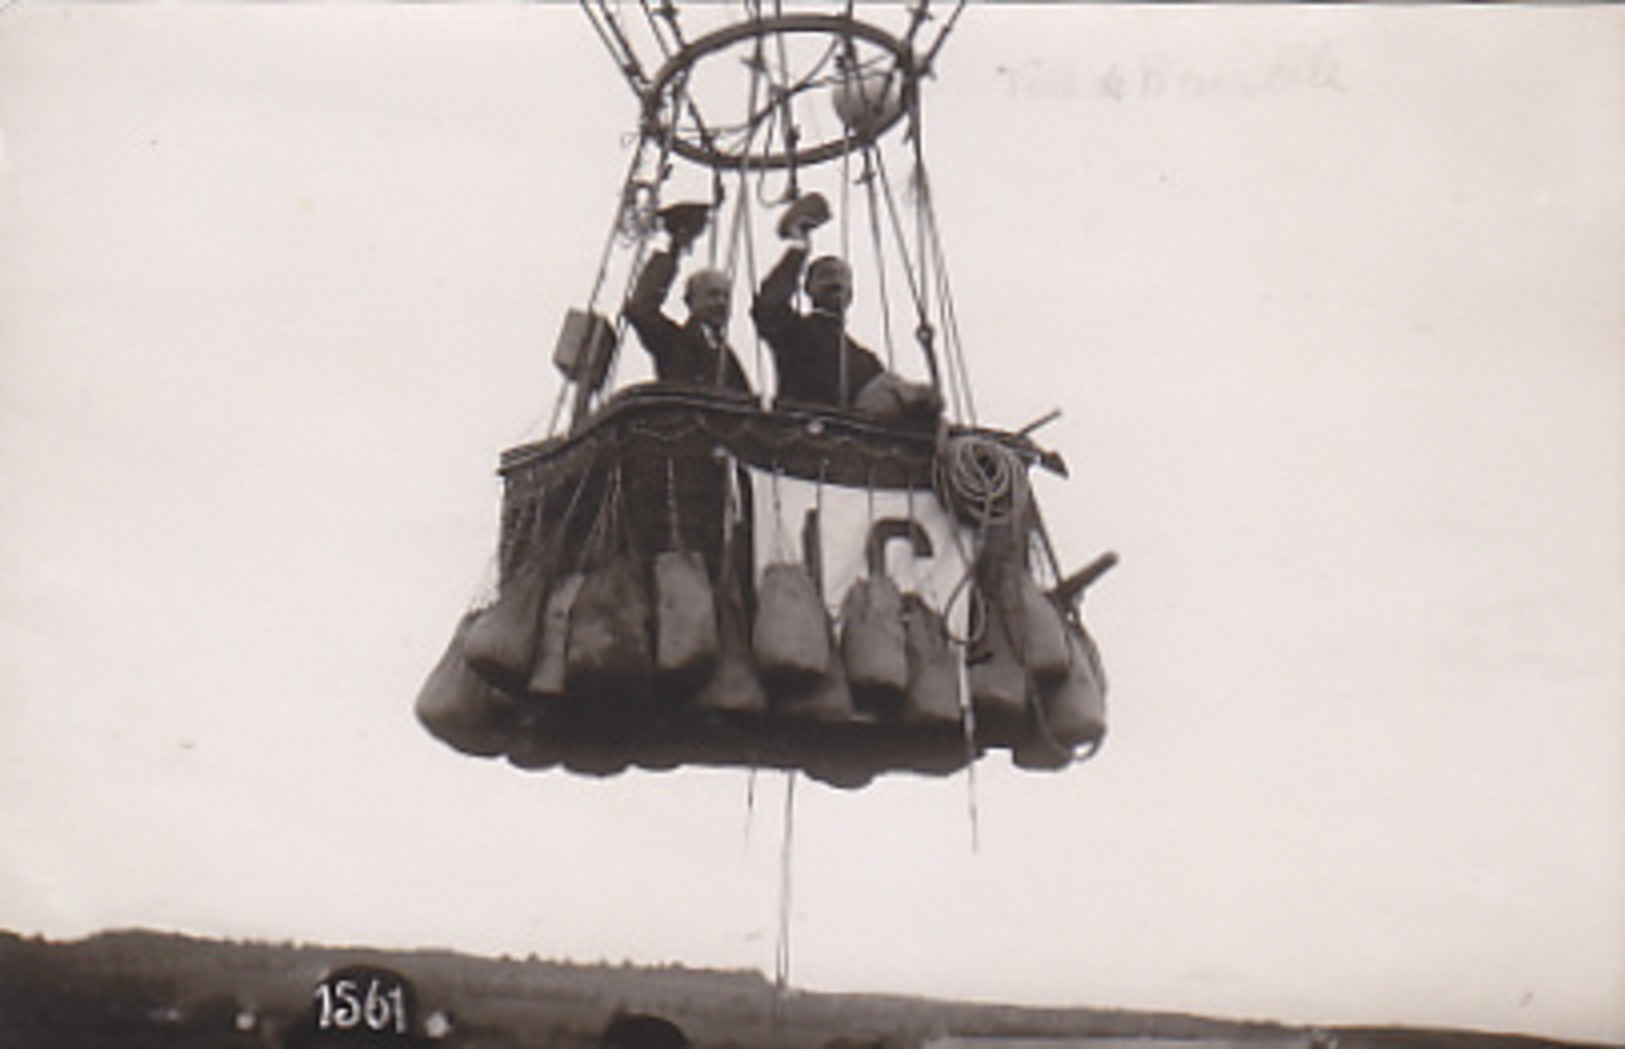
[587,70,694,417]
[917,0,968,80]
[859,144,899,372]
[664,456,683,552]
[547,135,659,438]
[910,103,947,419]
[743,767,758,854]
[870,144,941,392]
[957,641,981,852]
[575,475,615,577]
[580,0,650,96]
[919,168,977,424]
[836,39,857,268]
[730,169,772,406]
[637,0,675,62]
[771,0,801,201]
[771,770,798,1043]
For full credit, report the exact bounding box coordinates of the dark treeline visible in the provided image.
[0,929,1584,1048]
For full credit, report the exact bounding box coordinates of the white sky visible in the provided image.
[2,3,1623,1044]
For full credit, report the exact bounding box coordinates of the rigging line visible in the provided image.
[593,79,686,416]
[657,0,687,49]
[839,128,852,265]
[633,0,672,63]
[837,39,855,267]
[737,170,771,407]
[578,0,634,91]
[901,0,931,52]
[771,771,798,1042]
[743,767,759,854]
[731,37,844,156]
[554,134,653,438]
[725,33,768,279]
[637,0,675,60]
[859,143,898,372]
[771,0,801,199]
[871,147,931,352]
[586,137,651,315]
[956,641,982,853]
[920,170,977,424]
[588,0,650,95]
[918,0,969,79]
[909,101,954,420]
[874,153,943,403]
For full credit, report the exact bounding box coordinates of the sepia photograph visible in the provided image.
[2,2,1621,1047]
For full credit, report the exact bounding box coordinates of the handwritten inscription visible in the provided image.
[997,44,1344,103]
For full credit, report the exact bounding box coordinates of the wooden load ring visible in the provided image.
[641,14,918,172]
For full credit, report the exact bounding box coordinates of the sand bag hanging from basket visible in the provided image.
[464,562,548,693]
[840,573,908,713]
[653,460,719,688]
[567,552,651,700]
[753,561,830,690]
[967,575,1028,746]
[464,495,553,691]
[566,553,651,701]
[528,571,586,698]
[776,619,858,723]
[900,594,962,726]
[565,473,652,701]
[1038,621,1108,749]
[655,550,718,686]
[1014,570,1071,686]
[415,611,518,758]
[697,472,766,715]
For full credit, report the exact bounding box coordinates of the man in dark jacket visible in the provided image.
[751,195,941,421]
[624,204,752,395]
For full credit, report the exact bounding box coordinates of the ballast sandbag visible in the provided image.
[752,561,830,689]
[415,611,517,758]
[1039,621,1108,748]
[696,541,766,715]
[528,572,585,698]
[1014,571,1071,686]
[968,586,1028,746]
[839,574,908,713]
[901,594,962,726]
[464,564,547,692]
[776,625,858,724]
[654,549,719,687]
[566,556,652,699]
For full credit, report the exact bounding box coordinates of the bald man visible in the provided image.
[623,209,751,395]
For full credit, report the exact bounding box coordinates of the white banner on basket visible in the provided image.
[748,469,972,636]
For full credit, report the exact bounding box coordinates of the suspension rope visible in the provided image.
[767,0,807,201]
[909,93,955,419]
[918,0,968,79]
[549,135,656,438]
[637,0,675,61]
[576,70,690,427]
[871,145,938,383]
[858,145,898,372]
[581,0,650,96]
[919,168,976,424]
[771,770,798,1042]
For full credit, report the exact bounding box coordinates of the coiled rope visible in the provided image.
[933,432,1030,530]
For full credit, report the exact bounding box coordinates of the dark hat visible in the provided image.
[776,192,831,239]
[657,202,711,243]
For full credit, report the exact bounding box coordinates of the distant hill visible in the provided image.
[0,928,1581,1047]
